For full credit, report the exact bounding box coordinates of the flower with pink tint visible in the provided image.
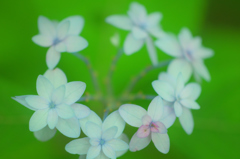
[119,96,170,154]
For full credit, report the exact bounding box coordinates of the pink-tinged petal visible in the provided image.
[180,83,201,100]
[180,100,200,109]
[147,96,164,121]
[25,95,49,109]
[56,117,80,138]
[46,47,61,70]
[123,33,144,55]
[34,126,56,142]
[146,36,158,65]
[38,16,56,37]
[151,133,170,154]
[129,132,151,152]
[32,34,53,47]
[47,108,58,129]
[151,121,167,134]
[37,75,54,101]
[57,20,70,40]
[64,35,88,52]
[29,108,49,132]
[106,15,133,30]
[64,81,86,105]
[174,101,183,117]
[152,80,175,102]
[119,104,147,127]
[137,125,150,138]
[44,68,67,88]
[179,107,194,135]
[142,115,152,125]
[87,146,101,159]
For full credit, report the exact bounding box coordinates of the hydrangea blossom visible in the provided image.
[152,72,201,134]
[12,68,90,141]
[155,28,214,82]
[65,111,129,159]
[119,96,170,153]
[32,16,88,69]
[106,2,164,65]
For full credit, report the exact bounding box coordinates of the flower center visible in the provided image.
[149,122,158,129]
[99,139,105,145]
[184,50,193,61]
[139,23,147,30]
[53,38,62,45]
[49,102,56,109]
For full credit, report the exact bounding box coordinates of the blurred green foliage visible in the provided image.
[0,0,239,158]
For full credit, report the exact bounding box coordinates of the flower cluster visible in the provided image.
[12,1,213,158]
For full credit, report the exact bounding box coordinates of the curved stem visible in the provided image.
[73,53,100,93]
[123,60,171,95]
[120,94,156,102]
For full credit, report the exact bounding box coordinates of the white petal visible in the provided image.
[107,139,129,151]
[158,72,177,87]
[167,59,193,83]
[147,26,165,38]
[56,103,74,119]
[116,134,129,157]
[51,85,65,105]
[38,16,56,37]
[147,96,164,121]
[128,2,147,24]
[79,155,86,159]
[57,20,70,39]
[44,68,67,88]
[102,144,116,159]
[180,83,201,100]
[147,12,162,27]
[55,41,67,52]
[102,111,125,138]
[155,34,182,57]
[119,104,147,127]
[47,109,58,129]
[79,111,102,135]
[25,95,49,109]
[12,95,37,111]
[64,81,86,105]
[151,133,170,154]
[195,47,214,59]
[29,108,49,131]
[62,15,84,35]
[64,36,88,53]
[65,137,91,155]
[175,73,185,96]
[129,132,151,152]
[106,15,133,30]
[89,138,100,146]
[160,106,176,129]
[179,107,194,135]
[102,127,118,141]
[146,36,158,65]
[123,33,144,55]
[86,122,102,139]
[87,146,101,159]
[32,34,53,47]
[180,100,200,109]
[56,117,80,138]
[192,60,211,82]
[46,47,61,70]
[34,126,56,142]
[71,103,91,119]
[132,27,148,39]
[152,80,175,102]
[178,27,192,49]
[174,101,182,117]
[95,152,108,159]
[37,75,54,101]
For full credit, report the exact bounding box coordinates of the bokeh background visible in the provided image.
[0,0,239,158]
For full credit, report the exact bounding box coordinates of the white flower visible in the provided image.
[12,68,90,140]
[106,2,164,65]
[32,15,88,69]
[152,72,201,134]
[65,111,129,159]
[119,96,170,154]
[155,28,214,82]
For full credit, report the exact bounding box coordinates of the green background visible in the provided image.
[0,0,239,158]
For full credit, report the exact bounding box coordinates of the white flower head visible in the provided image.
[106,2,165,65]
[152,72,202,134]
[32,15,88,69]
[12,68,90,140]
[155,28,214,82]
[119,96,170,154]
[65,111,129,159]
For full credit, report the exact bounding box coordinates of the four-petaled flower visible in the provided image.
[119,96,170,153]
[155,28,214,82]
[12,68,90,141]
[66,111,129,159]
[32,15,88,69]
[152,72,201,134]
[106,2,164,65]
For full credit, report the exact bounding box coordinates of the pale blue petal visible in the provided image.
[102,126,118,141]
[46,47,61,70]
[152,80,175,102]
[129,132,151,152]
[29,108,49,131]
[12,95,37,111]
[64,81,86,105]
[56,103,74,119]
[47,109,58,129]
[87,146,101,159]
[151,133,170,154]
[123,33,144,55]
[37,75,54,101]
[179,107,194,135]
[51,85,65,105]
[86,122,102,139]
[147,96,164,121]
[71,103,91,119]
[44,68,67,88]
[102,144,116,159]
[65,137,91,155]
[56,117,80,138]
[34,126,56,142]
[106,15,133,30]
